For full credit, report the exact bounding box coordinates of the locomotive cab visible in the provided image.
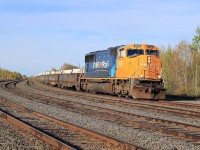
[116,44,162,80]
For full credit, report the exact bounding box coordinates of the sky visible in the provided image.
[0,0,199,76]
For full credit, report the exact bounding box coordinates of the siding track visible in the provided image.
[0,97,141,150]
[0,79,200,149]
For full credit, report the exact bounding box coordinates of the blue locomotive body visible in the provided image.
[85,47,118,78]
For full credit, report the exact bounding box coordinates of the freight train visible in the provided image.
[36,44,165,99]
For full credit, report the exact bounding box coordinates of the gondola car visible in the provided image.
[58,69,83,89]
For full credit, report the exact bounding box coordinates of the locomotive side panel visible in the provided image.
[80,78,114,94]
[95,49,117,77]
[85,47,118,78]
[85,52,97,77]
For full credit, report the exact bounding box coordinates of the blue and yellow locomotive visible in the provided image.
[36,44,165,99]
[80,44,165,99]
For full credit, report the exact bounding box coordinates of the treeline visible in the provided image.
[51,63,79,71]
[161,26,200,97]
[0,68,22,80]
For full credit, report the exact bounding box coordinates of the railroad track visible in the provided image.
[28,79,200,119]
[29,79,200,109]
[0,96,141,150]
[4,80,200,145]
[0,114,54,149]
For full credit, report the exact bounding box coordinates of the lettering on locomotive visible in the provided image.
[93,61,109,69]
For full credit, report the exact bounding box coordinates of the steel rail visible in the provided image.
[29,79,200,113]
[11,82,200,119]
[4,81,200,143]
[8,83,200,132]
[0,98,143,150]
[153,100,200,109]
[0,109,74,150]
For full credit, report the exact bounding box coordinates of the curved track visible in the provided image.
[1,79,200,149]
[5,80,200,143]
[28,79,200,119]
[0,80,143,150]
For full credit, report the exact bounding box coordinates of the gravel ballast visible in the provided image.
[0,80,200,150]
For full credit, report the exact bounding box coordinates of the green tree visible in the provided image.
[51,68,58,71]
[61,63,78,70]
[173,41,191,95]
[162,42,193,96]
[191,25,200,96]
[0,68,22,80]
[161,26,200,97]
[162,44,174,94]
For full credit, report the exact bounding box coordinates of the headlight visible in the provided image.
[147,56,151,63]
[140,74,144,78]
[158,75,161,79]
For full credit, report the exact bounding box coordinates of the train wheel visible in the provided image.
[118,92,121,97]
[125,95,129,98]
[125,91,129,98]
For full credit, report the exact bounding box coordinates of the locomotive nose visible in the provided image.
[145,55,161,79]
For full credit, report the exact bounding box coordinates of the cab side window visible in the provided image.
[118,49,125,58]
[127,49,144,58]
[146,50,159,57]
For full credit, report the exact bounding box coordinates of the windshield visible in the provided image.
[127,49,144,58]
[146,49,159,57]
